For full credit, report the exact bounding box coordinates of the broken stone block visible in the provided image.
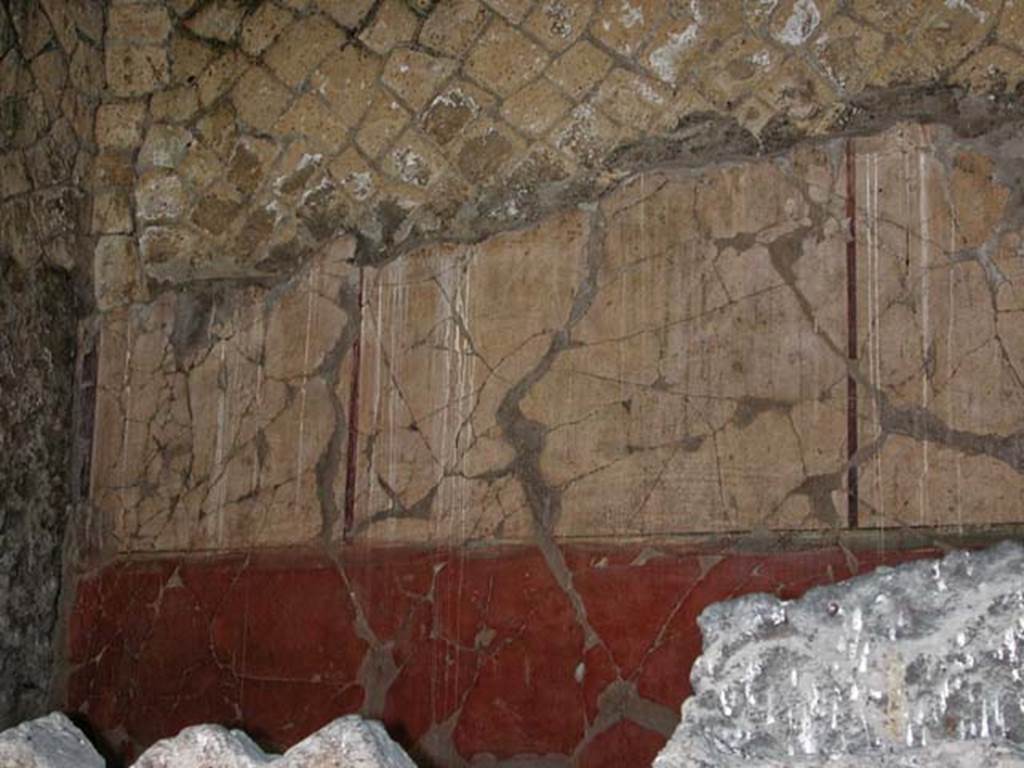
[131,725,270,767]
[0,712,104,768]
[132,715,417,767]
[654,542,1024,767]
[277,716,418,767]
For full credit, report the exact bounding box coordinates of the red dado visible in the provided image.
[66,544,941,766]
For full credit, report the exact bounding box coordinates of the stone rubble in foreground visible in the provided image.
[655,542,1024,767]
[0,712,104,768]
[0,713,416,767]
[658,739,1024,767]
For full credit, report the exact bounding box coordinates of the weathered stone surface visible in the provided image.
[420,0,490,57]
[132,725,269,766]
[71,0,1024,278]
[464,19,550,97]
[108,4,171,44]
[358,0,418,54]
[105,43,168,96]
[0,263,76,727]
[240,1,294,56]
[184,0,245,43]
[654,543,1024,766]
[90,188,132,234]
[675,741,1024,767]
[133,715,416,767]
[0,0,100,726]
[278,716,416,767]
[263,14,345,89]
[0,712,103,768]
[1,0,99,276]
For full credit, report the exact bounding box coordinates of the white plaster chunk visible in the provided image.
[655,542,1024,767]
[133,715,417,768]
[0,712,104,768]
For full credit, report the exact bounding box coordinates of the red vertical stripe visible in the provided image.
[845,140,859,528]
[343,268,364,540]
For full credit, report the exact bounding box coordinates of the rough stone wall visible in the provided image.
[0,0,101,730]
[0,264,76,729]
[1,0,101,274]
[92,0,1024,295]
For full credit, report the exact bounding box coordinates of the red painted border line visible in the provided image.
[343,267,364,541]
[845,140,859,528]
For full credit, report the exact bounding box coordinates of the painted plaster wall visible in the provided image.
[68,545,946,766]
[59,1,1024,765]
[70,119,1024,765]
[87,124,1024,556]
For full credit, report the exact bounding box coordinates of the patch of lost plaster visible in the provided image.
[0,714,415,768]
[90,0,1024,285]
[655,542,1024,767]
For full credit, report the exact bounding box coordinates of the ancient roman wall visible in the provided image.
[60,0,1024,765]
[0,0,102,729]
